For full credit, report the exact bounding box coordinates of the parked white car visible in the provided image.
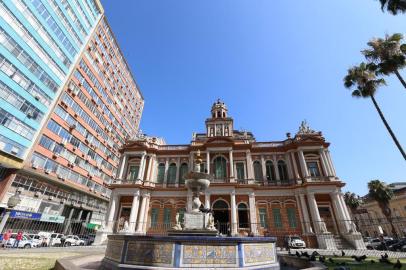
[285,236,306,249]
[64,235,85,246]
[49,233,64,247]
[5,234,38,249]
[28,234,49,247]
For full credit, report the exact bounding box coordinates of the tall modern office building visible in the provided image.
[0,0,144,230]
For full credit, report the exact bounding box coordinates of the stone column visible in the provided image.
[249,192,258,235]
[246,151,254,179]
[146,155,155,183]
[230,191,238,236]
[273,156,280,184]
[128,190,140,232]
[261,155,267,182]
[290,152,300,179]
[163,158,169,186]
[285,153,293,180]
[85,212,91,223]
[189,152,194,171]
[298,150,310,180]
[206,151,210,174]
[175,157,180,187]
[295,195,306,234]
[319,149,330,177]
[63,208,75,234]
[137,153,146,180]
[325,150,337,176]
[331,192,351,233]
[205,192,211,209]
[135,193,149,234]
[118,154,128,180]
[338,193,352,221]
[229,150,234,179]
[142,195,151,233]
[307,193,324,233]
[106,192,119,231]
[299,194,313,233]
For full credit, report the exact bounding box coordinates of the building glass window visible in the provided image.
[307,162,320,177]
[167,163,177,184]
[238,203,249,228]
[236,162,245,180]
[213,156,227,179]
[287,208,297,228]
[265,161,276,182]
[277,160,288,181]
[128,165,139,180]
[151,208,159,228]
[178,163,188,185]
[157,163,165,183]
[272,208,282,228]
[253,161,263,181]
[259,208,268,228]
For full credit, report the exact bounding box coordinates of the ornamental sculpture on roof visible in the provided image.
[297,120,316,135]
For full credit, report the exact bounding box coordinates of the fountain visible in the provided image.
[101,151,279,270]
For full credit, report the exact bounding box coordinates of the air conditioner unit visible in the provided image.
[69,123,76,130]
[31,162,39,169]
[27,111,34,119]
[52,153,59,159]
[34,191,41,197]
[48,196,54,201]
[44,168,51,174]
[34,95,40,101]
[60,138,68,146]
[69,161,75,167]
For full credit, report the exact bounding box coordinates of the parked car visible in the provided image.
[366,238,382,250]
[376,239,398,250]
[284,236,306,249]
[5,234,38,249]
[77,234,95,246]
[28,234,46,247]
[49,233,64,247]
[37,231,52,247]
[64,235,85,246]
[388,238,406,251]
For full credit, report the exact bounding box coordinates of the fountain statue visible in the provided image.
[169,150,217,235]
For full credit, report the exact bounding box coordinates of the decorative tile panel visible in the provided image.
[125,241,174,267]
[181,244,238,267]
[105,240,124,262]
[243,243,276,266]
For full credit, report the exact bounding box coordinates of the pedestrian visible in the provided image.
[3,230,12,249]
[13,231,23,248]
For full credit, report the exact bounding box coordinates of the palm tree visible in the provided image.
[344,192,362,215]
[344,63,406,160]
[367,180,396,237]
[378,0,406,15]
[362,33,406,90]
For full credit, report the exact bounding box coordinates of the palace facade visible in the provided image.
[103,100,365,249]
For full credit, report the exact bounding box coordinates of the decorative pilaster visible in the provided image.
[319,149,330,177]
[118,154,128,179]
[246,151,254,179]
[290,152,300,179]
[306,193,326,233]
[261,155,267,182]
[135,192,150,234]
[137,153,146,181]
[175,157,180,187]
[106,191,119,231]
[128,190,140,232]
[299,194,313,233]
[206,151,210,174]
[273,156,280,184]
[229,150,234,180]
[163,158,169,186]
[205,192,211,209]
[249,192,258,235]
[230,191,238,236]
[325,150,337,176]
[298,150,310,180]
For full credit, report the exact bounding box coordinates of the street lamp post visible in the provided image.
[0,191,21,233]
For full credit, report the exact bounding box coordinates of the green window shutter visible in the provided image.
[287,208,297,228]
[259,208,268,227]
[157,164,165,183]
[272,208,282,228]
[164,208,171,225]
[129,165,139,180]
[151,208,159,228]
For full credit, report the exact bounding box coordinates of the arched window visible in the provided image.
[278,160,288,181]
[157,163,165,183]
[213,156,227,179]
[179,163,188,184]
[238,203,249,228]
[213,200,229,210]
[167,163,177,184]
[265,161,275,182]
[253,161,263,181]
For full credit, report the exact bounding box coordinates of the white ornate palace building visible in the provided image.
[101,100,365,249]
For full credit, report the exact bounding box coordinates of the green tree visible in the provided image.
[378,0,406,15]
[367,180,396,236]
[362,33,406,89]
[344,63,406,160]
[344,192,362,215]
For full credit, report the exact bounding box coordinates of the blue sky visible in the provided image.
[102,0,406,195]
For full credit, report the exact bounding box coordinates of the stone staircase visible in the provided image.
[333,235,353,250]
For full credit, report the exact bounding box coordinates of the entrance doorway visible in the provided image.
[212,200,230,235]
[318,206,337,234]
